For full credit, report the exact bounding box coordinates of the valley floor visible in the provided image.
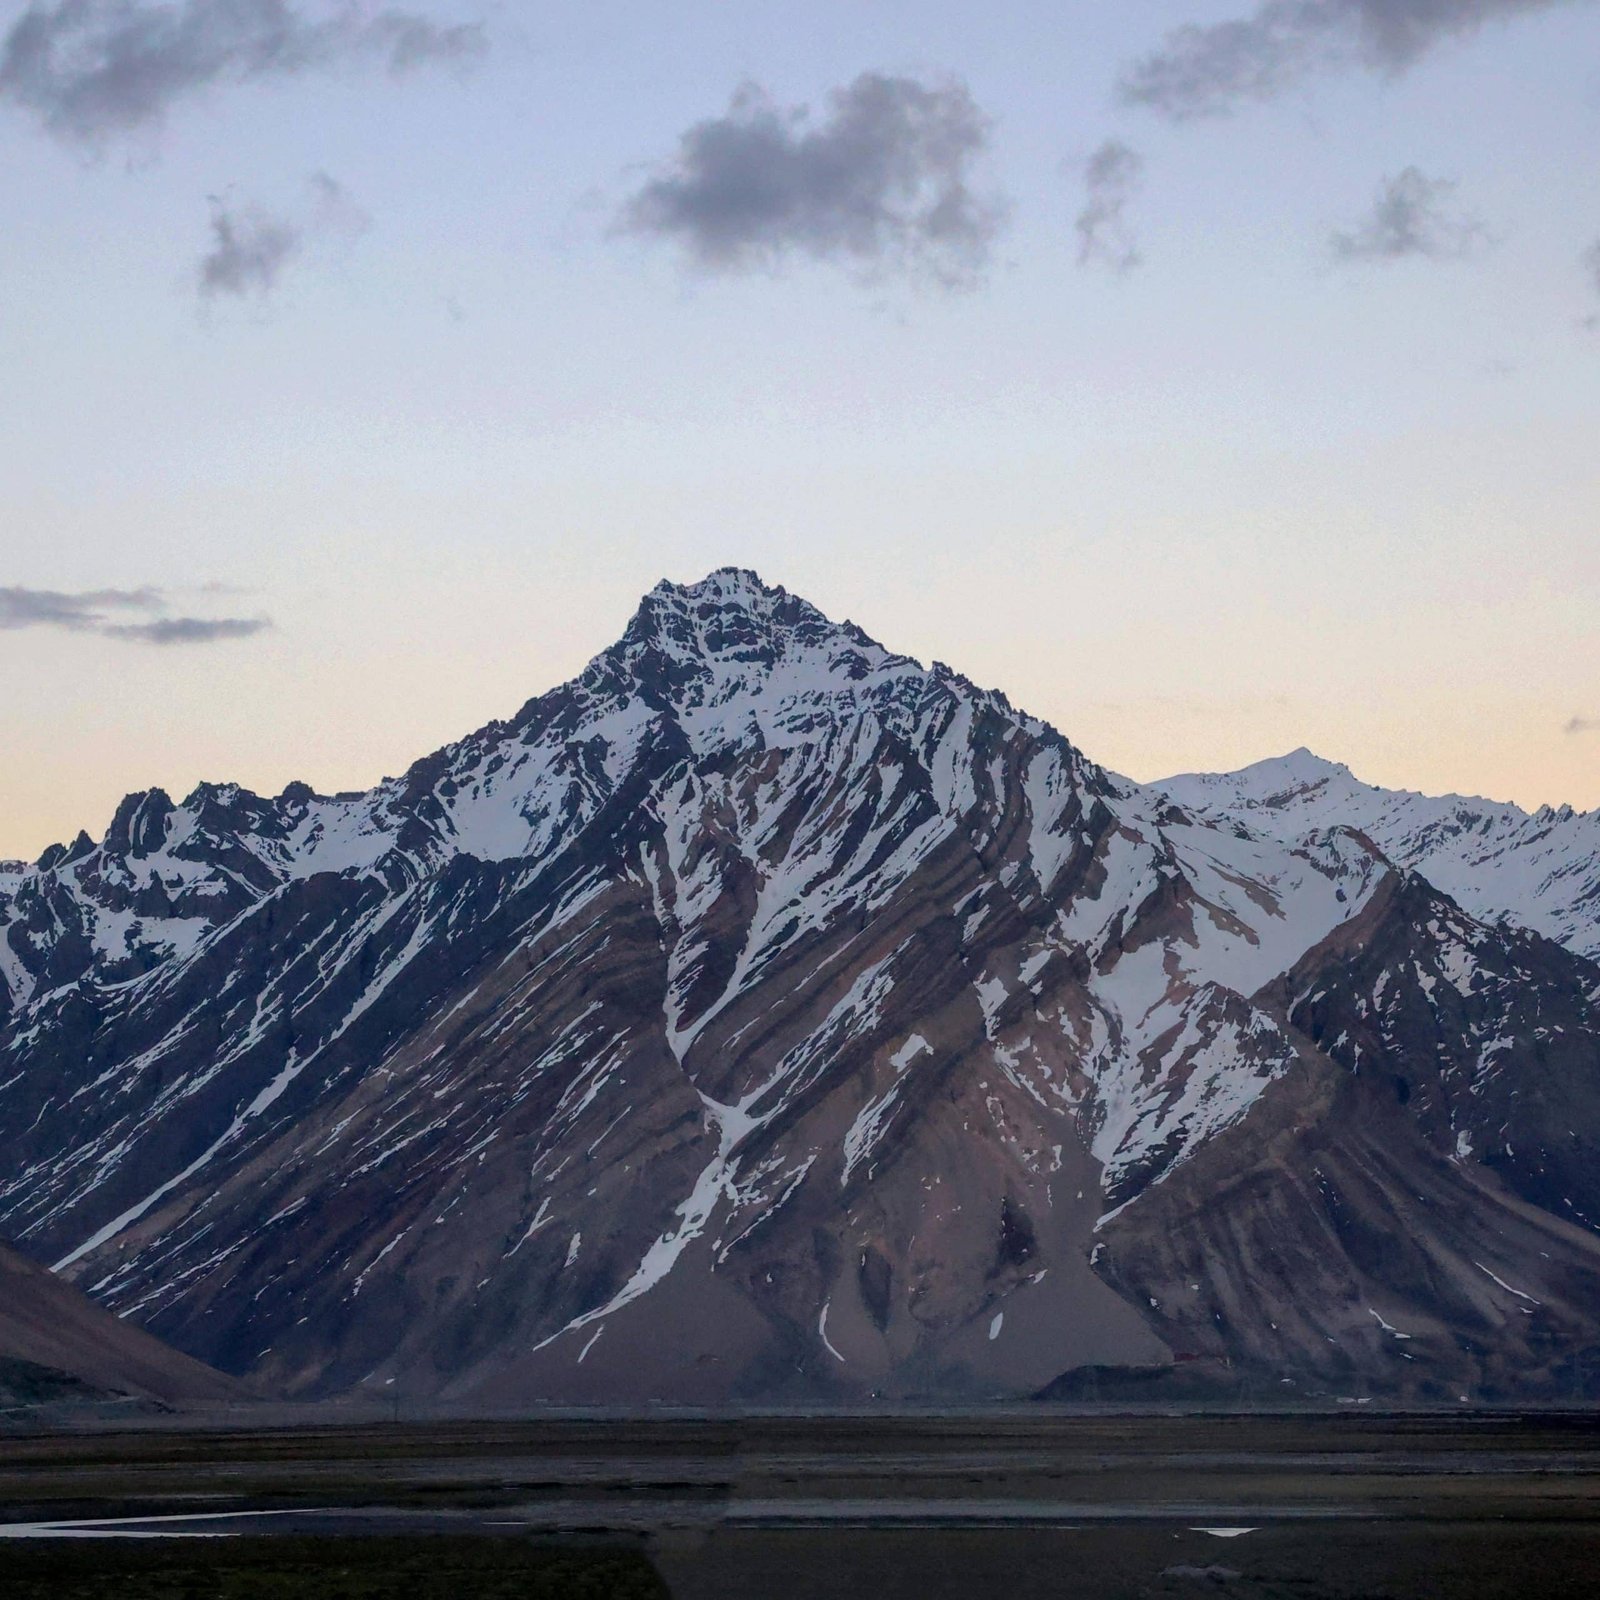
[3,1410,1600,1596]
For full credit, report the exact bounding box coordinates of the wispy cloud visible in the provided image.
[0,0,486,144]
[1582,240,1600,325]
[1120,0,1587,120]
[618,72,1009,289]
[0,585,269,644]
[101,615,270,644]
[198,171,368,300]
[1566,715,1599,735]
[200,202,301,297]
[1075,140,1144,274]
[0,586,160,630]
[1329,168,1493,262]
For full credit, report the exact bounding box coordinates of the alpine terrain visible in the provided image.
[2,571,1598,1406]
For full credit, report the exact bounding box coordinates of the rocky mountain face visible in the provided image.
[1155,749,1600,964]
[2,571,1598,1406]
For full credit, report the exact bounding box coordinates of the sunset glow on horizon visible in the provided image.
[3,0,1596,859]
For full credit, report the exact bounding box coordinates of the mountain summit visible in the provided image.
[3,574,1599,1405]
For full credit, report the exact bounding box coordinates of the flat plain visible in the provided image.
[2,1410,1599,1597]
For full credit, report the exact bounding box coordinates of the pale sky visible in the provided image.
[3,0,1598,861]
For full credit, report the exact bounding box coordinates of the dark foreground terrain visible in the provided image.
[0,1537,666,1600]
[2,1411,1598,1598]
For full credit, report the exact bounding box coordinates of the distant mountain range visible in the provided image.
[1155,748,1600,964]
[2,570,1597,1406]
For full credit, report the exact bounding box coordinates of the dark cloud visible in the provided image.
[0,585,268,643]
[101,615,271,644]
[1566,715,1599,735]
[1329,168,1492,261]
[0,0,486,143]
[1075,139,1144,274]
[1120,0,1585,120]
[198,172,367,300]
[618,72,1008,288]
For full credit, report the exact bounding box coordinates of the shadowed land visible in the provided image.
[3,1411,1600,1597]
[0,1537,667,1600]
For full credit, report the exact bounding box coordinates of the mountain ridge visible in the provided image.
[1153,747,1600,963]
[1163,745,1593,826]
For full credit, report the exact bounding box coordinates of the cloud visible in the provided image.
[1,586,161,629]
[618,72,1008,288]
[364,9,482,74]
[1329,167,1493,261]
[1075,139,1144,274]
[0,585,268,643]
[199,200,301,296]
[1566,715,1599,735]
[198,171,368,299]
[101,615,271,644]
[1119,0,1585,120]
[0,0,486,143]
[1584,239,1600,296]
[307,168,369,234]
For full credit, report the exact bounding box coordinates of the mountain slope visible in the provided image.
[0,1238,243,1408]
[1154,749,1600,963]
[2,572,1598,1405]
[1096,867,1600,1403]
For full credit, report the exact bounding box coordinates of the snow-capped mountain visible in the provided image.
[2,572,1598,1405]
[1154,749,1600,963]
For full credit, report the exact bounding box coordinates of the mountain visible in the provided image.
[1154,749,1600,964]
[0,1237,242,1409]
[2,571,1599,1406]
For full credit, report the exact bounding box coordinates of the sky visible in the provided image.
[2,0,1598,861]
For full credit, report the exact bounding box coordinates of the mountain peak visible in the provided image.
[1155,747,1355,808]
[1241,747,1355,787]
[632,567,807,638]
[585,569,905,714]
[651,566,780,604]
